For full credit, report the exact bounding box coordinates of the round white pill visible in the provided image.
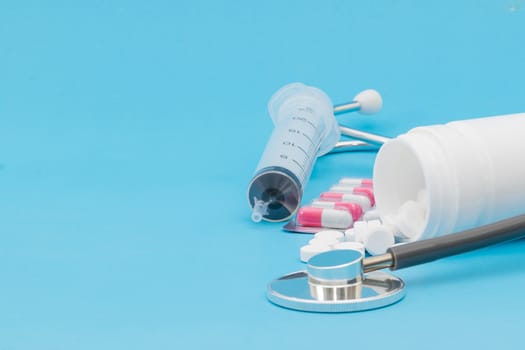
[352,221,368,243]
[383,223,401,237]
[344,228,357,242]
[382,214,400,227]
[300,244,332,263]
[381,215,404,238]
[314,230,345,242]
[309,237,339,246]
[366,219,382,230]
[363,225,396,255]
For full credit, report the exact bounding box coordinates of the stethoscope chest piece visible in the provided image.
[267,249,405,313]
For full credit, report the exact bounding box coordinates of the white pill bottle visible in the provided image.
[373,113,525,241]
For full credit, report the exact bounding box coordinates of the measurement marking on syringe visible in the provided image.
[297,145,311,161]
[292,116,316,130]
[292,159,305,173]
[305,119,316,129]
[301,132,315,147]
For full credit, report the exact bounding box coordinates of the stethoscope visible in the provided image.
[267,213,525,312]
[330,89,391,153]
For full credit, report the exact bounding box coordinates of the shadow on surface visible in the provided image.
[402,239,525,288]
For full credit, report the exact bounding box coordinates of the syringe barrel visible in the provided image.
[248,83,339,222]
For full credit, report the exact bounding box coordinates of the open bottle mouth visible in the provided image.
[373,137,429,241]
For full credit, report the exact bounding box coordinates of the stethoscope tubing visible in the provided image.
[364,212,525,272]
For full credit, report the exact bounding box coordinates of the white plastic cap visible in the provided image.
[353,89,383,115]
[251,197,269,222]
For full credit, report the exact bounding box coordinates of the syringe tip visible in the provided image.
[251,197,269,223]
[252,212,263,223]
[353,89,383,115]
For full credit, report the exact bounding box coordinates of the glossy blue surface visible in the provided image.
[1,1,525,349]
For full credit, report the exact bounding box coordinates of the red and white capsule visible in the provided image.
[328,186,375,206]
[339,178,373,187]
[311,200,363,221]
[320,191,373,212]
[297,207,354,229]
[329,185,359,193]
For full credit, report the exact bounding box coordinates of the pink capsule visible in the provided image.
[362,179,373,187]
[311,200,363,221]
[339,178,373,187]
[353,187,375,207]
[326,186,375,207]
[297,207,354,229]
[329,185,357,193]
[319,191,372,211]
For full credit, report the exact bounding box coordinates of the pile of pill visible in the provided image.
[300,230,366,262]
[300,221,397,262]
[296,178,428,261]
[296,178,374,230]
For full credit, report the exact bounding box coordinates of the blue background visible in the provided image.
[1,0,525,348]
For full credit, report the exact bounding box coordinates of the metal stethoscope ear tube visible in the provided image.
[331,96,392,152]
[330,126,391,153]
[267,213,525,313]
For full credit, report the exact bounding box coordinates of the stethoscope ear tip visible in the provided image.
[353,89,383,115]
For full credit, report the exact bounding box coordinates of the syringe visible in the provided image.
[247,83,382,223]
